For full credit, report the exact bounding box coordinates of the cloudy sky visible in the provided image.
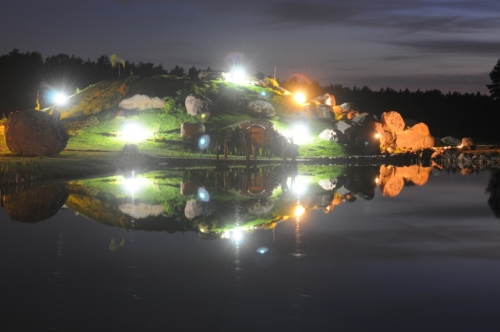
[2,0,499,93]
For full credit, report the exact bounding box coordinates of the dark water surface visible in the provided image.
[1,166,500,331]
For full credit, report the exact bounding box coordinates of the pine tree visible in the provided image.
[487,59,500,100]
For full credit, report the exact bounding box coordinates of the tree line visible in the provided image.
[0,49,205,112]
[1,49,499,140]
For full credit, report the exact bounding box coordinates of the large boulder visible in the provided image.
[247,100,276,118]
[461,137,476,150]
[118,94,166,110]
[181,122,205,138]
[318,129,337,141]
[381,111,405,134]
[312,93,336,106]
[2,184,69,222]
[185,94,216,116]
[395,123,434,150]
[441,136,461,146]
[5,110,69,156]
[118,203,165,219]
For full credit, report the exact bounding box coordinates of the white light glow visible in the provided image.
[226,67,247,84]
[283,124,310,145]
[294,92,306,104]
[295,205,306,218]
[123,175,150,194]
[232,229,243,242]
[121,123,151,143]
[54,93,67,105]
[288,176,309,196]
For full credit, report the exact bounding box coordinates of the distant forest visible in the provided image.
[1,49,499,140]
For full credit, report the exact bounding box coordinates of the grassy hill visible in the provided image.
[36,76,345,158]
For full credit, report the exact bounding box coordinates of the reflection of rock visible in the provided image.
[118,94,165,110]
[180,181,204,195]
[247,199,275,216]
[318,178,337,190]
[2,184,68,222]
[184,199,215,220]
[118,203,165,219]
[378,165,432,197]
[5,110,69,156]
[181,122,205,138]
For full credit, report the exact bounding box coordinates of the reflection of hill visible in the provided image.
[1,184,68,222]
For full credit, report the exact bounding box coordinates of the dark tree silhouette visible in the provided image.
[486,171,500,219]
[487,59,500,100]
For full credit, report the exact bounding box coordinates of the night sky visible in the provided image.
[2,0,500,94]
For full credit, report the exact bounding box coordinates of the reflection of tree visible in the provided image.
[486,171,500,219]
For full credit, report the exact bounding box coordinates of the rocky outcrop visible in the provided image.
[185,94,216,116]
[303,104,333,119]
[318,129,337,141]
[2,184,69,222]
[461,137,476,150]
[247,100,276,118]
[181,122,205,138]
[312,93,336,106]
[5,110,69,156]
[118,94,165,110]
[394,123,435,150]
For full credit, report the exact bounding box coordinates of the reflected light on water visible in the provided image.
[294,204,306,218]
[123,173,150,195]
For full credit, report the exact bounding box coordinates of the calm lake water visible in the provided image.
[1,165,500,331]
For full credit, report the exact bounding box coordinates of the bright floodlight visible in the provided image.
[290,124,310,145]
[198,134,210,150]
[121,123,151,143]
[123,173,150,195]
[54,93,67,105]
[294,92,306,104]
[232,229,243,242]
[226,67,247,84]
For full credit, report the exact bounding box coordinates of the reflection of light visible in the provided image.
[256,247,268,254]
[375,177,379,184]
[375,133,381,139]
[294,92,306,104]
[197,187,210,202]
[260,92,266,96]
[198,134,210,150]
[232,229,243,242]
[122,123,152,143]
[295,205,305,218]
[123,173,150,194]
[288,176,309,196]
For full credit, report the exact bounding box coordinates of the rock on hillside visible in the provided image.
[5,110,69,156]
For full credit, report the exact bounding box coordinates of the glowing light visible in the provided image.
[260,92,266,96]
[232,229,243,242]
[256,247,269,254]
[225,66,247,84]
[375,177,379,184]
[295,205,306,218]
[294,92,306,104]
[284,124,310,145]
[198,134,210,150]
[54,93,67,105]
[123,173,150,194]
[198,187,210,202]
[288,176,309,196]
[121,123,151,143]
[375,133,381,139]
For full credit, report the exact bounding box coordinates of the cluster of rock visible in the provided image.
[434,150,500,174]
[301,93,360,120]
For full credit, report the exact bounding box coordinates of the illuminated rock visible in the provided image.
[5,110,69,156]
[303,104,333,119]
[2,184,68,222]
[395,123,435,150]
[318,178,337,190]
[312,93,336,106]
[118,94,165,110]
[318,129,337,141]
[441,136,461,146]
[181,122,205,138]
[185,94,216,116]
[247,100,276,118]
[461,137,476,150]
[381,111,405,133]
[378,165,432,197]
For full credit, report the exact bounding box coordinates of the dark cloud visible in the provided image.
[387,39,500,56]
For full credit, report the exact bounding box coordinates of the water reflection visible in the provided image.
[2,164,500,230]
